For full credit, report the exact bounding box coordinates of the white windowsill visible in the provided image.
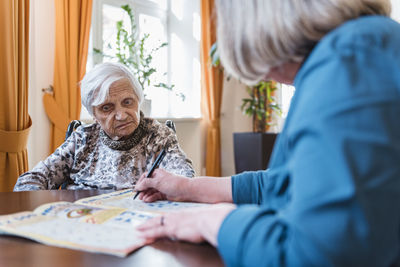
[80,117,203,125]
[154,117,202,123]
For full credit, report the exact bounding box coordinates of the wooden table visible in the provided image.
[0,190,225,267]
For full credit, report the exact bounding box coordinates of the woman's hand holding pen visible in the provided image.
[135,169,190,202]
[136,169,233,204]
[135,168,237,245]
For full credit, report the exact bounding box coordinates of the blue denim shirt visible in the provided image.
[218,16,400,266]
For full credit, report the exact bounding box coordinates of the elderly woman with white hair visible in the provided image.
[135,0,400,266]
[14,62,195,191]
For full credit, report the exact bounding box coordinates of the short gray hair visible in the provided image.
[215,0,391,85]
[80,62,144,116]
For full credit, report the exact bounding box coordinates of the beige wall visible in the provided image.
[27,0,54,168]
[220,78,252,176]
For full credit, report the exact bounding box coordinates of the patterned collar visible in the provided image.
[99,112,147,151]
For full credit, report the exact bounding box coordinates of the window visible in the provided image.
[280,84,295,119]
[273,84,295,132]
[83,0,201,120]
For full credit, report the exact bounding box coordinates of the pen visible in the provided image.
[133,149,166,199]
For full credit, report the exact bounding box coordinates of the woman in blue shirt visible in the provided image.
[136,0,400,266]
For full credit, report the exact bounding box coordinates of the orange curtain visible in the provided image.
[200,0,224,176]
[43,0,92,153]
[0,0,31,191]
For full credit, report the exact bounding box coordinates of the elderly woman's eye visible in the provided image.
[123,98,134,105]
[101,105,112,112]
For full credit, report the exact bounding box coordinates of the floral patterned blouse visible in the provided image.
[14,115,195,191]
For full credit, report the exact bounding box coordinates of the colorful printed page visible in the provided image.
[0,189,210,257]
[0,201,155,257]
[75,189,210,213]
[33,201,155,228]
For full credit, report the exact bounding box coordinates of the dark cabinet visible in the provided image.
[233,132,277,174]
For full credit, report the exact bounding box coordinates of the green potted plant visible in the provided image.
[94,4,184,115]
[241,80,282,132]
[210,42,281,172]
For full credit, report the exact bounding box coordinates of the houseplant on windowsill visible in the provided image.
[94,4,184,116]
[210,43,282,173]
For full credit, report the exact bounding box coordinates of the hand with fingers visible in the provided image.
[135,169,190,202]
[137,203,236,246]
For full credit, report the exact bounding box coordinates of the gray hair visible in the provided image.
[80,62,144,116]
[215,0,391,85]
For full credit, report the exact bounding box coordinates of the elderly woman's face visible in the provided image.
[93,79,140,140]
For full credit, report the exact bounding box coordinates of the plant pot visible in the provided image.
[141,98,152,117]
[233,132,277,174]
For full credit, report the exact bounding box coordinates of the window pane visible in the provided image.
[138,14,169,117]
[146,0,167,10]
[102,4,130,62]
[281,84,295,118]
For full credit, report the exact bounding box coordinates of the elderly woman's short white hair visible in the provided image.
[80,62,144,116]
[215,0,391,85]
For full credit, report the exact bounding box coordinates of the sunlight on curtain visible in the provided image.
[0,0,31,191]
[200,0,224,176]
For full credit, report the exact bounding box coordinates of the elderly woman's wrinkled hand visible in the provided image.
[135,169,190,202]
[136,203,236,246]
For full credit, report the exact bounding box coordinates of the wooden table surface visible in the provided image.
[0,190,225,267]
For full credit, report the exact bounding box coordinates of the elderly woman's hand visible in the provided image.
[136,203,236,246]
[135,169,190,202]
